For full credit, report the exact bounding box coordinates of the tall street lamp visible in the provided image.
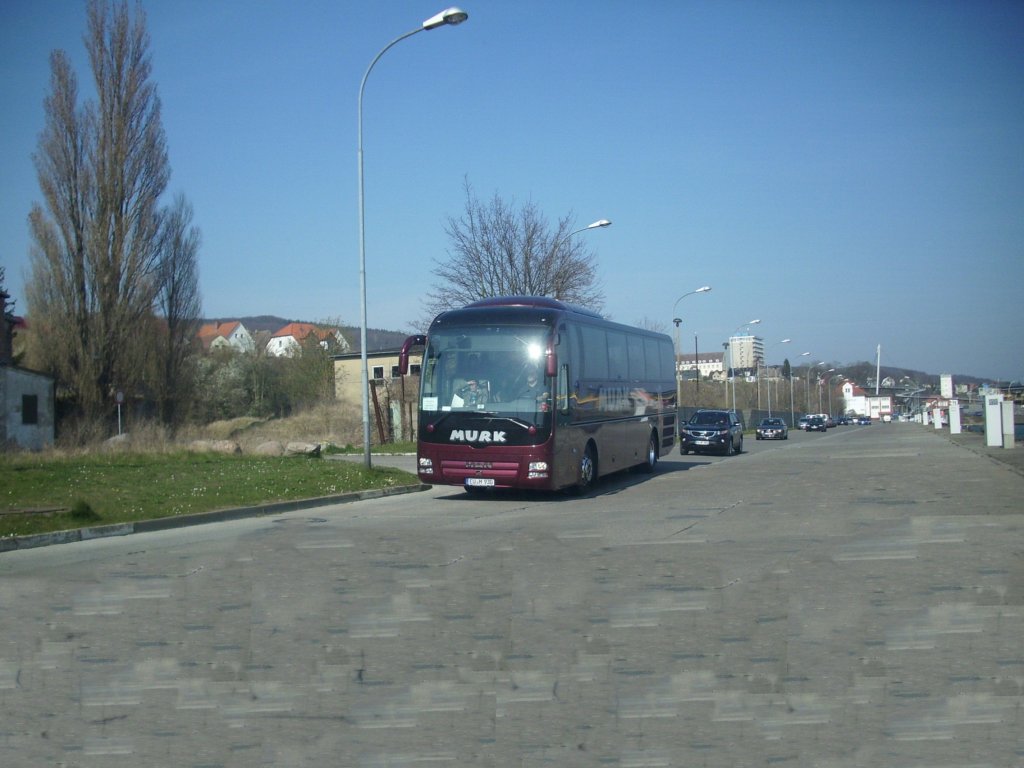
[806,361,825,413]
[729,318,760,411]
[671,286,711,404]
[818,368,837,413]
[357,7,469,468]
[791,351,810,425]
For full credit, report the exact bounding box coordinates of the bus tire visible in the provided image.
[640,432,658,473]
[572,443,597,495]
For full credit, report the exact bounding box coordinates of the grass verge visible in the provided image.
[1,451,418,539]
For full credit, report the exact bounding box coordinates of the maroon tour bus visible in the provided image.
[398,296,677,494]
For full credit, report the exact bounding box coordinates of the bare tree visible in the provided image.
[635,317,669,334]
[421,179,604,324]
[26,1,190,426]
[152,194,202,427]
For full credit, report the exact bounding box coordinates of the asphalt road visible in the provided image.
[1,424,1021,767]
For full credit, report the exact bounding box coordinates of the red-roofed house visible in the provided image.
[196,321,255,353]
[266,323,350,358]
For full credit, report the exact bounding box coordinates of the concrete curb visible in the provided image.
[0,483,430,554]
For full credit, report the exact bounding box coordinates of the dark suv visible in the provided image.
[680,409,744,456]
[806,415,827,432]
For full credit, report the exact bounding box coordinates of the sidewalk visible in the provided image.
[941,425,1024,477]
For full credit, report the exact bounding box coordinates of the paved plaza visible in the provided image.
[1,425,1021,766]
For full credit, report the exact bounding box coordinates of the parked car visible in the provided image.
[680,409,745,456]
[836,415,852,426]
[806,416,828,432]
[756,417,788,440]
[825,415,836,428]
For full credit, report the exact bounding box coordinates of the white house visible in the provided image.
[1,289,55,450]
[841,381,893,419]
[1,366,55,451]
[677,351,726,381]
[266,323,351,358]
[196,321,255,353]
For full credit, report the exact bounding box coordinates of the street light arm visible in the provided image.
[562,218,611,241]
[731,318,761,335]
[548,218,612,264]
[672,285,711,316]
[358,29,422,124]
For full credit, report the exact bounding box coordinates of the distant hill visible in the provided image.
[202,316,410,353]
[822,361,999,390]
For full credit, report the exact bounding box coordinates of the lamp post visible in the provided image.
[764,338,791,417]
[806,361,825,413]
[671,286,711,405]
[729,319,761,411]
[826,373,844,416]
[818,368,836,412]
[357,7,468,468]
[817,368,840,414]
[791,351,810,425]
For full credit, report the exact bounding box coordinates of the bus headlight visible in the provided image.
[418,457,434,475]
[527,461,548,479]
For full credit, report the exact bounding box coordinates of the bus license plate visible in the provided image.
[466,478,495,487]
[694,440,710,446]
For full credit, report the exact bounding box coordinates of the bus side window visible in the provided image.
[557,363,570,414]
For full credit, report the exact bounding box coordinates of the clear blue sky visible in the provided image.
[2,0,1022,382]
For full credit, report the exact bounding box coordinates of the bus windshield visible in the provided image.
[420,325,552,420]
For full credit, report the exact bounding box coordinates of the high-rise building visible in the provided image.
[727,334,763,374]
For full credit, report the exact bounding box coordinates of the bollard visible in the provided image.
[985,394,1004,448]
[949,399,961,435]
[1002,400,1015,449]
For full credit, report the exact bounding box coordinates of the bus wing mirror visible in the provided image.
[398,334,426,375]
[546,350,557,378]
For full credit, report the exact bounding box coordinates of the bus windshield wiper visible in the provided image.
[481,414,535,430]
[462,410,526,426]
[427,412,538,431]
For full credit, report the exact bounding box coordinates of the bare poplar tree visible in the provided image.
[421,179,605,324]
[26,0,198,427]
[152,194,202,427]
